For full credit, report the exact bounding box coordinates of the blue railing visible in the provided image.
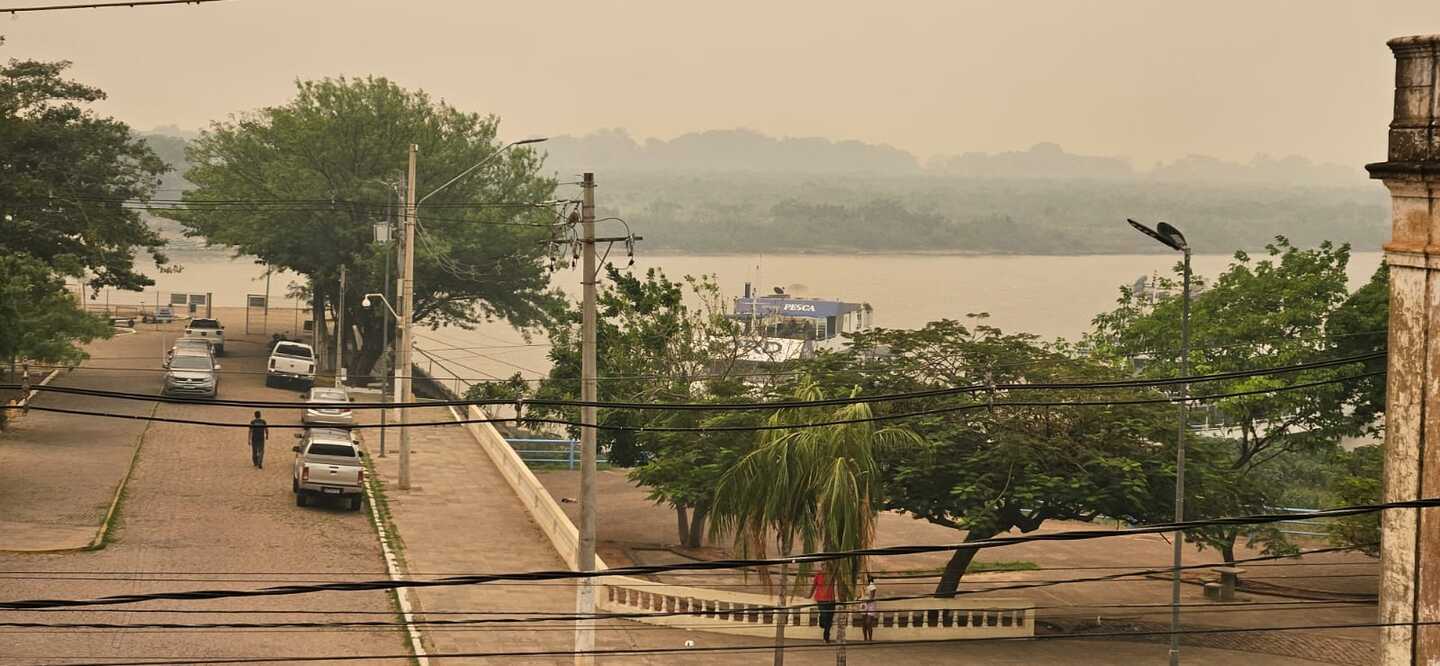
[504,438,606,470]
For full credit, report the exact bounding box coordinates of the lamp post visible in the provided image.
[363,291,400,457]
[1127,218,1190,665]
[395,136,547,490]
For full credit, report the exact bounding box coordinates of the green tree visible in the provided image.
[526,267,754,543]
[168,76,559,378]
[0,254,112,388]
[709,378,920,665]
[843,319,1175,595]
[0,51,169,289]
[1089,238,1367,562]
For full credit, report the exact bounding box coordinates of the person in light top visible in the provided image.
[862,576,878,641]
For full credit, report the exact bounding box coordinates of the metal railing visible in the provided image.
[504,438,605,470]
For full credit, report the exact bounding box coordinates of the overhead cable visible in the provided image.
[0,497,1422,611]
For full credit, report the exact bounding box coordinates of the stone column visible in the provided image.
[1368,34,1440,666]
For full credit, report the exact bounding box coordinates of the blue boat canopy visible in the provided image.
[733,297,864,319]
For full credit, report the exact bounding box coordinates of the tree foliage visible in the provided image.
[0,52,169,289]
[168,76,559,376]
[823,318,1176,594]
[1088,237,1372,561]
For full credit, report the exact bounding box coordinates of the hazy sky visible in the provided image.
[4,1,1436,167]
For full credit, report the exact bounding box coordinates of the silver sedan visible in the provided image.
[300,387,354,427]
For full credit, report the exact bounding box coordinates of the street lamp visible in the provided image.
[393,136,548,490]
[363,291,398,457]
[1128,218,1191,666]
[361,293,399,318]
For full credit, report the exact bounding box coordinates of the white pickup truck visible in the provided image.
[266,341,316,389]
[184,318,225,355]
[292,428,365,510]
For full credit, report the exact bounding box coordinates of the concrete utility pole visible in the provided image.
[1370,33,1440,666]
[399,144,417,490]
[575,172,598,666]
[336,264,346,387]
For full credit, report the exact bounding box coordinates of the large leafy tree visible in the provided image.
[1089,238,1370,562]
[0,47,162,378]
[841,319,1175,595]
[0,50,169,289]
[169,76,559,376]
[508,267,756,544]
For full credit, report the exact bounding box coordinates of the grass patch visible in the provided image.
[88,400,158,550]
[361,454,407,567]
[967,560,1040,573]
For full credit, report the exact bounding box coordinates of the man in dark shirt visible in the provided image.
[249,411,268,469]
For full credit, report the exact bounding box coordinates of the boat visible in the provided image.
[731,282,873,364]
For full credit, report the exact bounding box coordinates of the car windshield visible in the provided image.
[275,343,312,359]
[190,319,220,328]
[311,390,348,403]
[307,443,356,457]
[175,340,209,349]
[169,355,213,370]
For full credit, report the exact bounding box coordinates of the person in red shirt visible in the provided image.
[809,570,838,643]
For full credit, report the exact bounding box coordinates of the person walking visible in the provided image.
[248,411,268,469]
[861,576,878,642]
[809,569,837,643]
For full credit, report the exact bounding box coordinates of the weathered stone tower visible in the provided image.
[1369,33,1440,666]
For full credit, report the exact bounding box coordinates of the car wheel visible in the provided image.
[292,478,298,493]
[349,496,362,511]
[296,493,307,507]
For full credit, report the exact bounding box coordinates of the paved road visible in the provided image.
[0,325,409,664]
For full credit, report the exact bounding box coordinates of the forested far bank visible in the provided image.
[591,172,1388,255]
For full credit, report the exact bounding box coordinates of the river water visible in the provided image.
[102,251,1384,389]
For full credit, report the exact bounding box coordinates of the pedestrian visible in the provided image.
[249,410,268,469]
[809,569,837,643]
[861,576,878,641]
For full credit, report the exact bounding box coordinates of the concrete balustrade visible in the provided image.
[447,403,1035,641]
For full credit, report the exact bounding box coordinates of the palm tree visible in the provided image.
[710,378,921,666]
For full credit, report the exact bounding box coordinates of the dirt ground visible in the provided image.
[536,465,1383,663]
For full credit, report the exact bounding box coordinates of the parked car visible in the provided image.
[143,306,175,324]
[292,428,365,510]
[267,341,316,389]
[301,386,354,427]
[162,351,221,398]
[109,315,136,328]
[165,337,214,367]
[184,318,225,355]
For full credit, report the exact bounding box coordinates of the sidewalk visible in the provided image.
[0,330,160,551]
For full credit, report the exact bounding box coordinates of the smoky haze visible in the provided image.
[4,0,1437,169]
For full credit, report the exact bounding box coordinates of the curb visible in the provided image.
[360,431,431,666]
[87,399,159,550]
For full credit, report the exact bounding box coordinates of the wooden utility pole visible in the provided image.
[399,144,417,490]
[1370,33,1440,665]
[575,172,598,665]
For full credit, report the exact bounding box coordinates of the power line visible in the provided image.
[1,350,1384,413]
[10,619,1425,665]
[7,370,1385,432]
[0,0,225,12]
[0,499,1417,611]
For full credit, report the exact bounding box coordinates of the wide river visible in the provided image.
[105,251,1384,389]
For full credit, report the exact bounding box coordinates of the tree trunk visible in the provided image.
[773,541,791,666]
[310,289,329,372]
[934,531,995,596]
[1220,532,1237,565]
[687,506,709,548]
[675,505,690,546]
[834,599,848,666]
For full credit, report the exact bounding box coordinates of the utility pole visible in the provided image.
[335,264,346,387]
[575,172,598,666]
[380,193,394,458]
[399,144,417,490]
